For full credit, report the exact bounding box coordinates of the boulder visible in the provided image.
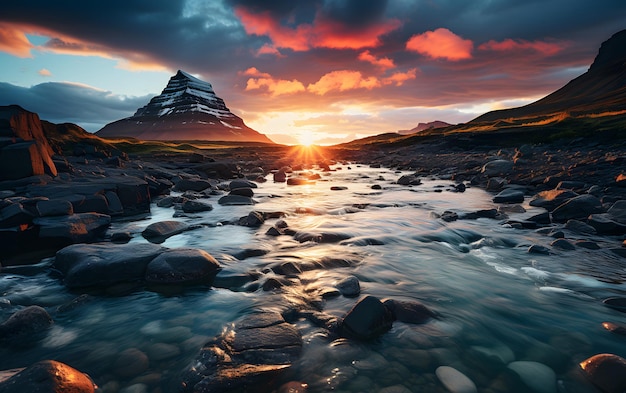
[0,360,95,393]
[529,189,578,211]
[435,366,477,393]
[174,178,213,192]
[0,306,53,345]
[142,220,190,243]
[218,195,255,205]
[230,179,257,190]
[36,199,73,217]
[383,299,437,324]
[180,312,302,393]
[238,211,265,227]
[397,174,421,186]
[230,187,254,197]
[551,194,604,222]
[493,189,524,203]
[340,295,394,340]
[579,354,626,393]
[145,248,221,285]
[0,105,57,181]
[336,276,360,297]
[182,200,213,213]
[54,242,164,288]
[481,160,513,177]
[34,213,111,245]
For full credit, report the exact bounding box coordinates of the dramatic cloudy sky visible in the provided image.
[0,1,624,144]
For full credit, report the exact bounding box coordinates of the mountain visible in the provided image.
[451,29,626,133]
[97,70,273,143]
[398,121,451,135]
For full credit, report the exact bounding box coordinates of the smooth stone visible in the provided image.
[174,178,212,192]
[229,179,257,190]
[142,220,189,243]
[607,200,626,224]
[481,160,513,177]
[336,276,360,297]
[602,321,626,336]
[145,248,221,285]
[507,361,556,393]
[550,239,575,250]
[564,219,597,234]
[182,200,213,213]
[341,295,394,340]
[603,297,626,312]
[34,213,111,244]
[0,360,95,393]
[146,342,181,361]
[383,298,436,324]
[397,174,421,186]
[36,199,73,217]
[229,187,254,197]
[529,189,578,211]
[551,194,604,222]
[528,244,550,254]
[579,354,626,393]
[435,366,477,393]
[0,305,53,344]
[218,195,255,205]
[575,240,600,250]
[493,189,524,203]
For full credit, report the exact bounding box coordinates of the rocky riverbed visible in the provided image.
[1,132,626,393]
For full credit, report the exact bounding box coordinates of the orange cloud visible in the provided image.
[245,73,306,96]
[406,28,473,61]
[358,50,395,70]
[241,67,271,78]
[38,68,52,76]
[235,6,401,51]
[478,38,566,56]
[383,68,418,86]
[256,43,283,56]
[308,70,381,95]
[0,23,34,57]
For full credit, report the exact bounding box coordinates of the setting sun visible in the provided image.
[298,130,317,146]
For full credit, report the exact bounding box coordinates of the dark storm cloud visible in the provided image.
[0,82,151,131]
[322,0,390,27]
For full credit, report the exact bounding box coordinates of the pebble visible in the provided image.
[507,361,556,393]
[435,366,477,393]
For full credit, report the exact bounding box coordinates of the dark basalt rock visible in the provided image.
[579,353,626,393]
[145,248,221,285]
[142,220,190,243]
[340,295,394,340]
[383,299,437,324]
[0,360,95,393]
[551,194,604,222]
[0,306,53,346]
[180,312,302,393]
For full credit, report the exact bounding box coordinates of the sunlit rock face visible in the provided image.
[96,70,273,143]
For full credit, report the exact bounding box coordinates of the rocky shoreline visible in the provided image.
[1,107,626,392]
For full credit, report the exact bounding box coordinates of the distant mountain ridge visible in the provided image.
[398,120,451,135]
[97,70,273,143]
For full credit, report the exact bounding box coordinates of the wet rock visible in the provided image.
[440,211,459,222]
[287,177,314,186]
[218,195,255,205]
[0,306,53,345]
[230,179,257,190]
[230,187,254,197]
[528,244,550,254]
[180,312,301,393]
[435,366,477,393]
[293,231,351,243]
[588,213,626,235]
[507,361,556,393]
[145,248,221,285]
[0,203,33,228]
[579,354,626,393]
[550,239,575,250]
[481,160,513,177]
[564,219,596,234]
[174,178,212,192]
[551,194,604,222]
[383,299,437,324]
[527,212,551,225]
[0,360,95,393]
[493,189,524,203]
[340,295,394,340]
[113,348,149,378]
[34,213,111,245]
[602,322,626,336]
[182,200,213,213]
[330,186,348,191]
[575,240,600,250]
[486,177,507,191]
[36,199,73,217]
[54,242,164,288]
[238,211,265,227]
[336,276,360,297]
[529,189,578,211]
[273,171,287,182]
[397,174,421,186]
[142,220,190,243]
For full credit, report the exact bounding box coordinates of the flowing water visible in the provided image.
[1,163,626,392]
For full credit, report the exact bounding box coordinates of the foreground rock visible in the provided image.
[579,354,626,393]
[180,312,302,393]
[0,306,53,346]
[340,295,394,340]
[0,360,95,393]
[142,220,190,243]
[145,248,221,285]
